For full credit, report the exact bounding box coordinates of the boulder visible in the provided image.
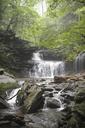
[0,97,9,109]
[54,75,85,83]
[0,113,25,128]
[47,98,60,108]
[16,90,24,106]
[24,85,44,113]
[0,75,16,84]
[0,68,4,75]
[42,87,53,92]
[75,89,85,103]
[24,109,65,128]
[54,76,67,83]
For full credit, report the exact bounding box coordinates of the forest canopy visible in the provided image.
[0,0,85,60]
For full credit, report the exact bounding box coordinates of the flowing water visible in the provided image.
[6,81,25,109]
[29,52,65,111]
[6,52,65,111]
[75,52,85,73]
[7,88,21,109]
[30,52,65,78]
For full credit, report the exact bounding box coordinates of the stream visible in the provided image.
[6,51,65,112]
[1,51,85,128]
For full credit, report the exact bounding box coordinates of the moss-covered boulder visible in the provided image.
[16,89,24,106]
[24,85,44,113]
[67,87,85,128]
[75,88,85,103]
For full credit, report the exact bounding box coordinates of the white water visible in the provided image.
[43,89,64,111]
[7,88,21,108]
[6,81,24,109]
[30,52,65,78]
[53,89,64,111]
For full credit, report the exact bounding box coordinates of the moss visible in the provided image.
[75,88,85,103]
[0,82,18,94]
[68,116,78,128]
[16,89,24,106]
[73,102,85,118]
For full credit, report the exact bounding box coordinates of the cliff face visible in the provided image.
[0,30,37,77]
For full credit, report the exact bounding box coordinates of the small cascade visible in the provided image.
[53,89,64,111]
[43,88,64,111]
[30,52,65,78]
[7,88,21,108]
[6,81,24,109]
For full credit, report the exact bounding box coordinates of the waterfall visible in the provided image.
[30,52,65,78]
[75,52,85,73]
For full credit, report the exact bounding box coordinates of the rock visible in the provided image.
[75,89,85,103]
[54,75,85,83]
[54,76,67,83]
[0,97,9,108]
[47,98,60,108]
[0,75,16,84]
[42,87,53,92]
[24,109,65,128]
[66,86,85,128]
[61,91,74,101]
[24,85,44,113]
[0,68,4,75]
[73,102,85,118]
[16,90,24,106]
[43,91,53,97]
[0,113,25,128]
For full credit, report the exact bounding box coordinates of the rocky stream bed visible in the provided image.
[0,73,85,128]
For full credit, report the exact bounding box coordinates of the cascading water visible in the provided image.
[6,80,24,109]
[75,52,85,73]
[7,88,21,108]
[30,52,65,78]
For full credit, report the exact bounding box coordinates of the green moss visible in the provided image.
[68,116,78,128]
[75,88,85,103]
[0,82,18,94]
[73,102,85,118]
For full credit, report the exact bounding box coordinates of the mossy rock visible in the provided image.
[75,88,85,103]
[73,102,85,118]
[67,115,78,128]
[0,82,18,95]
[16,89,24,106]
[24,85,44,113]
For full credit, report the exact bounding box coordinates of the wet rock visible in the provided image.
[0,120,10,125]
[73,102,85,118]
[54,76,67,83]
[0,68,4,75]
[43,91,53,97]
[54,75,85,84]
[0,113,25,128]
[61,91,74,101]
[0,97,9,109]
[47,98,60,108]
[24,85,45,113]
[42,87,53,92]
[0,75,16,84]
[16,90,24,106]
[24,109,65,128]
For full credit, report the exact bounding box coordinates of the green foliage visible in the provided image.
[0,0,85,60]
[37,0,85,59]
